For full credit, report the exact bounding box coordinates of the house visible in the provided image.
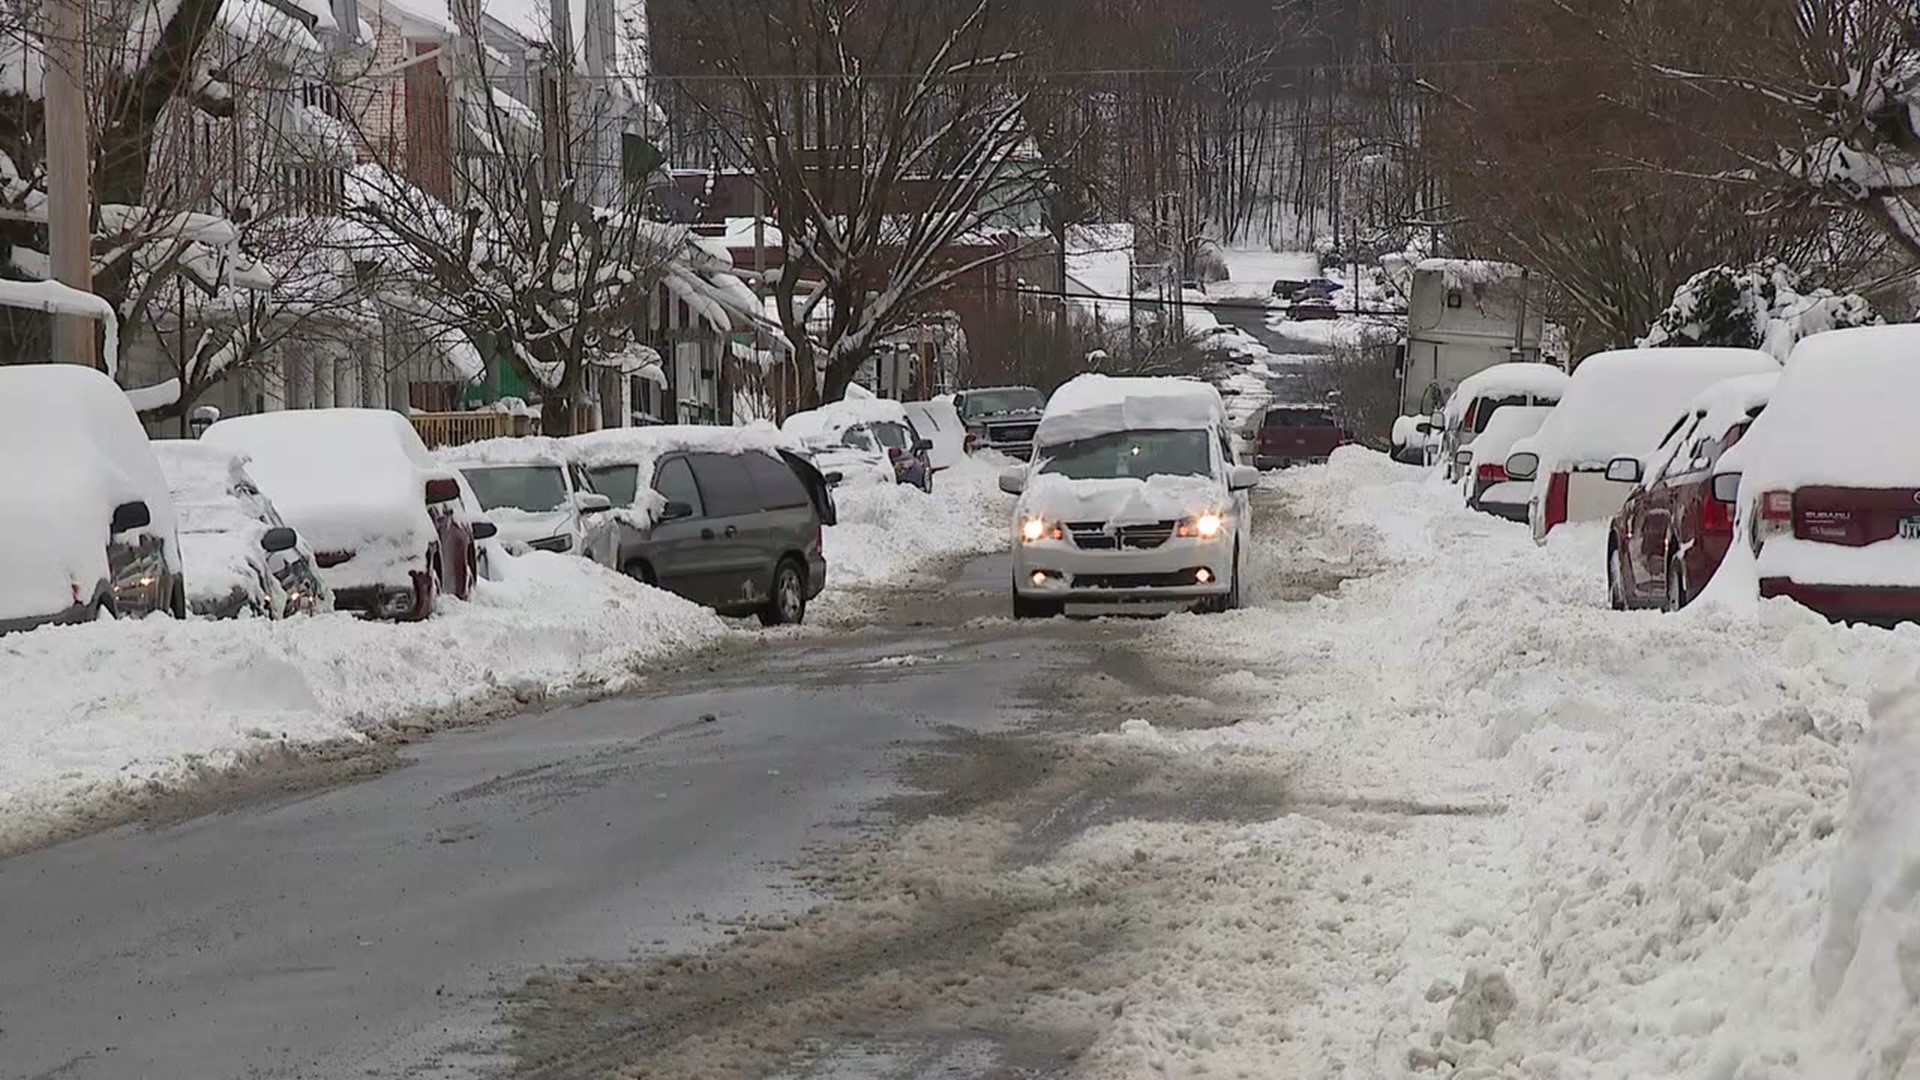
[1398,258,1548,417]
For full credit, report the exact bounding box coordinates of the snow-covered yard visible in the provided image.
[0,459,1011,853]
[1060,449,1920,1078]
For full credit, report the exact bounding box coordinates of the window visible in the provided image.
[688,453,760,516]
[1644,413,1701,487]
[1264,409,1332,429]
[869,422,912,450]
[650,457,705,517]
[742,452,810,510]
[570,464,595,495]
[300,82,346,120]
[1037,430,1214,481]
[588,464,640,507]
[1470,395,1527,434]
[840,426,877,451]
[277,164,345,215]
[461,465,569,512]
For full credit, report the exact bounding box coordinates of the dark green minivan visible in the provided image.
[568,428,834,625]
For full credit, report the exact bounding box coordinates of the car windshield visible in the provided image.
[962,389,1043,418]
[585,464,639,507]
[462,465,568,512]
[870,422,912,450]
[1036,429,1214,481]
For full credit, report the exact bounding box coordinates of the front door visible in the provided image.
[645,455,718,604]
[687,453,772,610]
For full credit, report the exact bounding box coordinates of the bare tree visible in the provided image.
[651,0,1055,406]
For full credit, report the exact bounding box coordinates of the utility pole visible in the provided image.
[46,0,95,368]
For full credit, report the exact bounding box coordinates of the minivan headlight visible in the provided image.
[1177,513,1226,539]
[1020,517,1061,543]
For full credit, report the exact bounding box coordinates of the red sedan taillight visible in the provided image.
[1699,493,1734,534]
[1758,489,1795,542]
[1476,462,1507,485]
[1542,472,1570,532]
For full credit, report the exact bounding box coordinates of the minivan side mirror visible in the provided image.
[260,525,299,553]
[575,492,613,514]
[659,500,695,521]
[998,467,1027,495]
[1415,421,1434,436]
[110,500,151,534]
[470,520,499,541]
[1227,464,1260,492]
[822,471,845,487]
[1711,472,1742,504]
[1453,449,1474,469]
[1605,456,1644,485]
[1505,451,1539,482]
[424,477,461,505]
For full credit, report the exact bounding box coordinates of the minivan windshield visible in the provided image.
[961,388,1043,418]
[462,465,569,512]
[1036,429,1214,481]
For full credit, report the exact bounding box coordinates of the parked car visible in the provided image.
[1000,374,1259,618]
[903,397,967,472]
[203,409,490,621]
[152,441,328,618]
[1711,326,1920,623]
[1505,348,1778,544]
[784,393,935,490]
[1391,413,1441,466]
[1439,362,1569,480]
[438,437,618,565]
[952,385,1045,459]
[1285,284,1340,320]
[1604,373,1778,611]
[0,365,185,632]
[1253,404,1348,469]
[568,427,833,625]
[1457,405,1553,520]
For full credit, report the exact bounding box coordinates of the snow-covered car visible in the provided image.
[1710,326,1920,623]
[1458,405,1552,520]
[567,426,833,624]
[783,390,935,489]
[0,364,185,632]
[1439,362,1569,480]
[1606,373,1777,612]
[437,437,618,565]
[999,375,1260,618]
[1195,325,1266,362]
[151,441,328,619]
[1504,348,1778,544]
[1391,413,1441,465]
[952,385,1045,459]
[203,409,486,621]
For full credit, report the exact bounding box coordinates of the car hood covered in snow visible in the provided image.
[485,508,574,548]
[1019,472,1222,527]
[0,366,179,623]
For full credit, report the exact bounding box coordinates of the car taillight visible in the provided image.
[963,432,979,453]
[1757,489,1795,542]
[888,447,905,462]
[1476,462,1507,485]
[1544,472,1570,531]
[1699,493,1734,534]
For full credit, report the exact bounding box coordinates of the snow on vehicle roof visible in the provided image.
[1415,258,1525,288]
[201,408,443,562]
[1443,363,1570,423]
[1468,405,1553,471]
[1688,372,1779,444]
[567,423,799,473]
[1034,375,1226,448]
[1531,348,1778,470]
[0,365,178,621]
[1730,326,1920,490]
[433,435,575,469]
[151,441,250,513]
[781,387,912,442]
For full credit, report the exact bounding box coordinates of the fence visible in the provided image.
[409,404,603,448]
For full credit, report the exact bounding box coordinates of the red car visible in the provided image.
[1607,373,1777,611]
[1714,326,1920,624]
[1254,405,1348,469]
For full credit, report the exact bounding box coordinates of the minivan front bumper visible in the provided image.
[1012,541,1232,603]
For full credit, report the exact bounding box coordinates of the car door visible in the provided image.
[641,455,715,603]
[1632,412,1699,599]
[686,452,772,610]
[742,449,819,576]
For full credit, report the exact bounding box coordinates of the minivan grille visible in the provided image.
[1065,521,1178,550]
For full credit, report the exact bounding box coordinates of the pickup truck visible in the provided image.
[953,385,1045,461]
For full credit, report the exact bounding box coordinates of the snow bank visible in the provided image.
[1066,450,1920,1078]
[0,554,726,853]
[820,456,1009,588]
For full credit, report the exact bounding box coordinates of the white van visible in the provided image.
[998,375,1260,618]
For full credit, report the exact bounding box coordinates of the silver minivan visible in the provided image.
[569,429,833,625]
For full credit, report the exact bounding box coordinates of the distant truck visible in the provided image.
[1399,258,1548,418]
[953,385,1045,460]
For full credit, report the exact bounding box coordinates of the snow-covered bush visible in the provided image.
[1641,261,1881,360]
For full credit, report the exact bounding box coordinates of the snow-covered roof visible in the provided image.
[565,424,800,488]
[434,435,576,468]
[1688,372,1779,445]
[0,365,178,621]
[1034,375,1226,449]
[1734,326,1920,490]
[1444,363,1570,422]
[1468,405,1553,473]
[1532,348,1779,471]
[1416,258,1526,289]
[782,387,911,443]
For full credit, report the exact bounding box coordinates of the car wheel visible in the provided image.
[416,551,440,621]
[759,559,807,627]
[624,559,657,586]
[1664,551,1689,613]
[169,577,187,620]
[1607,544,1629,611]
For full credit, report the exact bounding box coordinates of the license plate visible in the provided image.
[1902,517,1920,540]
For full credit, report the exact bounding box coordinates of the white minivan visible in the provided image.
[1506,347,1778,544]
[998,375,1260,618]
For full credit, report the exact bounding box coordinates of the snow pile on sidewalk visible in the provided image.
[1061,448,1920,1078]
[822,455,1011,588]
[0,554,726,853]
